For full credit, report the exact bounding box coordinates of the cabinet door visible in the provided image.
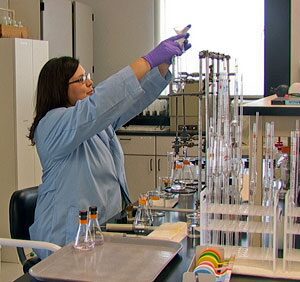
[155,136,173,186]
[42,0,73,58]
[124,155,155,201]
[15,39,35,188]
[156,136,174,156]
[14,39,48,188]
[119,135,156,201]
[119,135,155,155]
[156,155,168,184]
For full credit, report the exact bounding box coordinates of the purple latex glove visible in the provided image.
[143,33,191,68]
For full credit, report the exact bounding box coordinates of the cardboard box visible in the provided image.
[0,24,28,38]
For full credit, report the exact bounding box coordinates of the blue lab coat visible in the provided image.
[29,66,171,259]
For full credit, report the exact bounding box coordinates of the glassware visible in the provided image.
[125,203,134,223]
[170,25,191,94]
[186,212,201,239]
[148,190,165,217]
[166,151,176,179]
[171,56,184,94]
[173,160,184,190]
[181,158,195,185]
[88,206,104,246]
[74,210,95,251]
[133,193,152,234]
[159,176,172,190]
[173,158,194,190]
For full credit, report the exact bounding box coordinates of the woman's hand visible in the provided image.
[143,34,191,68]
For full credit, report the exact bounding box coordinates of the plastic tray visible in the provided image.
[29,235,182,282]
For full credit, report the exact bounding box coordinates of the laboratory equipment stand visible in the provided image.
[200,190,279,274]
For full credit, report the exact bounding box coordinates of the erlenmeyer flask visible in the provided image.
[74,210,95,251]
[133,193,152,234]
[181,158,195,185]
[88,206,104,246]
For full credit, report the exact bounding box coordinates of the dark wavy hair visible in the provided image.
[28,56,79,145]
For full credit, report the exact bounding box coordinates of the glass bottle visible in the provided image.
[88,206,104,245]
[133,193,152,234]
[74,210,95,251]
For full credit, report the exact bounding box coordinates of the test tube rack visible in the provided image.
[283,190,300,272]
[282,129,300,276]
[200,190,279,273]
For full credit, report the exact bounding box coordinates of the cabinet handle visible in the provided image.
[119,138,132,141]
[157,158,161,171]
[150,158,153,171]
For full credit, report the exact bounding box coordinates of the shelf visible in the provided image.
[201,219,273,233]
[285,249,300,262]
[286,206,300,217]
[201,203,274,216]
[286,223,300,235]
[216,245,274,261]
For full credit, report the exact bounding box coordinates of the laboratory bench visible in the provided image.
[14,193,294,282]
[15,98,300,281]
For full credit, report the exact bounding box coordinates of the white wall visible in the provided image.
[0,0,8,8]
[78,0,155,83]
[79,0,300,85]
[0,0,9,20]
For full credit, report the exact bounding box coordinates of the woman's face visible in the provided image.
[67,64,94,106]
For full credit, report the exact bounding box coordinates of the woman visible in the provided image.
[28,33,191,259]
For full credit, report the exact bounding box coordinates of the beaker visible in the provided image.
[186,213,201,239]
[171,56,187,94]
[172,160,184,190]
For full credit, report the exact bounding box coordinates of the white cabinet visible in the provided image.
[119,136,156,201]
[0,38,48,262]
